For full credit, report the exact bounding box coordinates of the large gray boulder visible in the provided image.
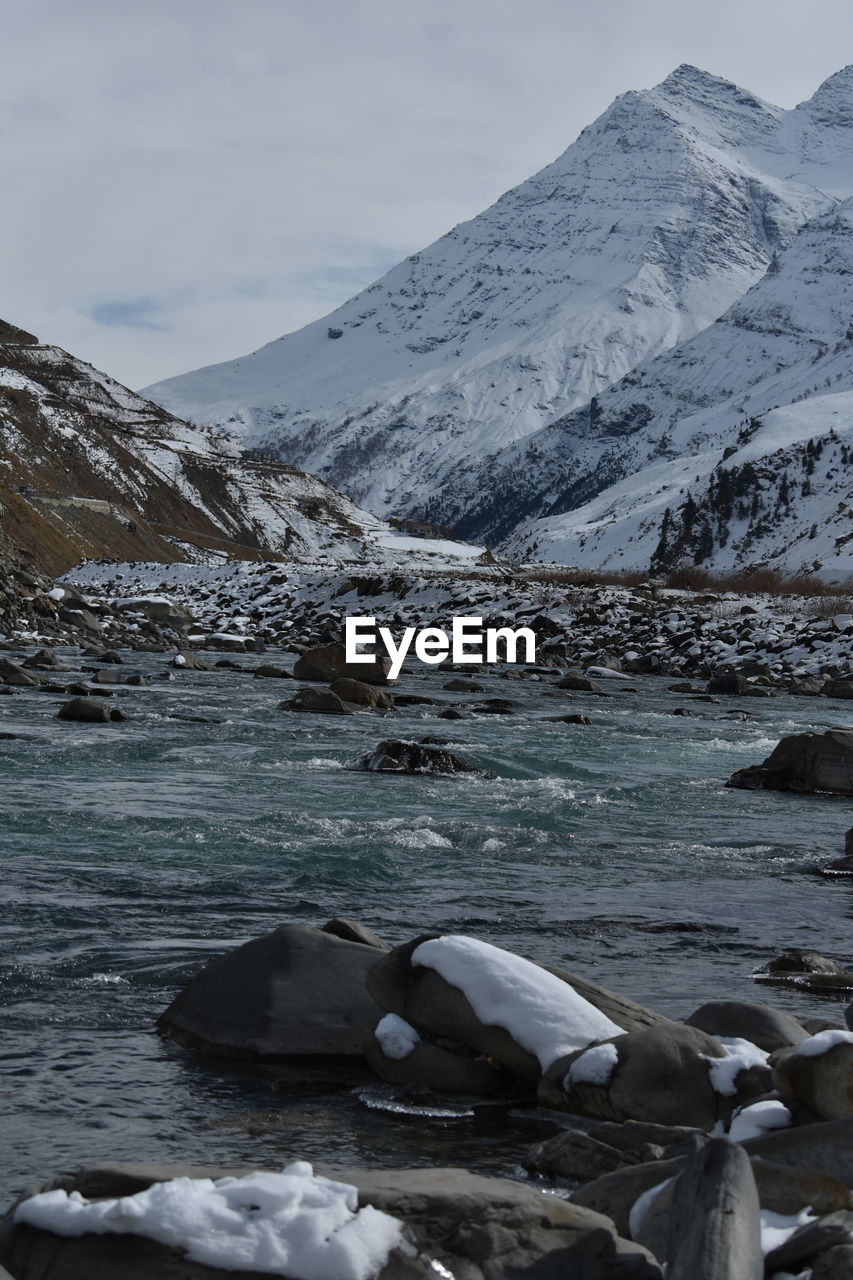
[541,1024,750,1130]
[330,677,394,709]
[635,1137,763,1280]
[684,999,809,1052]
[726,728,853,795]
[743,1118,853,1185]
[294,644,391,685]
[280,686,355,714]
[0,658,39,686]
[366,936,674,1089]
[0,1162,662,1280]
[773,1033,853,1120]
[157,923,385,1058]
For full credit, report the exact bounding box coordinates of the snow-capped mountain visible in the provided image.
[0,323,480,576]
[457,195,853,575]
[144,66,853,523]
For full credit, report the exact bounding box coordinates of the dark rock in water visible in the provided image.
[22,648,68,671]
[823,678,853,699]
[0,1162,662,1280]
[393,693,437,706]
[0,659,39,687]
[672,707,699,717]
[438,706,469,720]
[846,826,853,856]
[66,681,97,696]
[294,643,391,685]
[547,713,593,724]
[213,658,243,670]
[157,922,385,1058]
[718,709,756,721]
[471,698,515,714]
[818,854,853,876]
[687,694,720,703]
[329,677,394,709]
[352,739,477,775]
[280,687,354,715]
[762,949,846,977]
[774,1034,853,1120]
[252,664,292,679]
[57,697,124,723]
[96,649,124,664]
[684,999,809,1052]
[443,678,485,692]
[558,674,603,692]
[321,916,390,950]
[655,1137,763,1279]
[171,652,213,670]
[91,669,149,687]
[764,1210,853,1275]
[727,729,853,796]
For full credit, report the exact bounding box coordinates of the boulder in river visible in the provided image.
[329,678,394,709]
[0,659,39,687]
[22,648,68,671]
[293,643,391,685]
[279,687,354,715]
[157,922,385,1058]
[726,728,853,796]
[57,697,125,723]
[351,740,477,775]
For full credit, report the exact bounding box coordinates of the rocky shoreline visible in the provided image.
[1,566,852,1278]
[2,915,852,1278]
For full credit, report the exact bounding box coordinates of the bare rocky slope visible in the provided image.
[0,323,424,578]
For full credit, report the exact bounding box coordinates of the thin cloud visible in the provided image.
[0,0,850,388]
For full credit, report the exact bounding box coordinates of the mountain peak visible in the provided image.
[801,64,853,124]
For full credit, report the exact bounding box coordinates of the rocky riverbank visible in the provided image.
[2,917,852,1278]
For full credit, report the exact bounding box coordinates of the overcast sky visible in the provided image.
[1,0,851,390]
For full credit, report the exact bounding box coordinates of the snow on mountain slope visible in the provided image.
[503,391,853,577]
[0,328,481,575]
[143,65,847,519]
[433,195,853,546]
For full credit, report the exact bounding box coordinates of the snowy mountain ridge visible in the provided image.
[144,65,853,527]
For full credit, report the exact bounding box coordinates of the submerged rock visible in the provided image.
[157,922,385,1059]
[351,740,477,775]
[726,728,853,796]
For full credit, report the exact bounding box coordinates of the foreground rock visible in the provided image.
[294,643,391,685]
[632,1137,762,1278]
[0,1162,661,1280]
[157,922,385,1058]
[727,728,853,795]
[351,740,477,775]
